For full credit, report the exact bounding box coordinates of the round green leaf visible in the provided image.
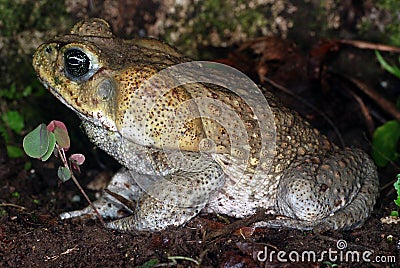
[2,110,24,133]
[23,123,50,158]
[57,166,71,182]
[41,132,56,161]
[372,120,400,167]
[6,145,24,158]
[394,175,400,207]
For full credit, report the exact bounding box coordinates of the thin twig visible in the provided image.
[380,178,398,191]
[45,245,79,261]
[339,39,400,53]
[0,203,27,210]
[206,209,268,241]
[339,74,400,122]
[57,145,105,227]
[347,89,375,137]
[69,173,105,226]
[104,189,137,211]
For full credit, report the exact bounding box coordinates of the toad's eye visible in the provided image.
[64,49,90,79]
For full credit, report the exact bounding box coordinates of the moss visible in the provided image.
[0,0,73,141]
[0,0,71,89]
[161,0,292,58]
[378,0,400,46]
[358,0,400,46]
[0,0,68,37]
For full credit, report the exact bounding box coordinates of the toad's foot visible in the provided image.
[61,155,225,231]
[60,168,142,220]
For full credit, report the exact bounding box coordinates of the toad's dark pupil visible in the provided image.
[64,49,90,78]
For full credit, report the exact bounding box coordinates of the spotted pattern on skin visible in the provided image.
[34,18,379,232]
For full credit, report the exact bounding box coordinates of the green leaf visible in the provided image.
[22,85,32,97]
[6,145,24,158]
[0,84,16,99]
[1,110,24,133]
[390,211,399,217]
[57,166,71,182]
[24,161,32,170]
[23,124,50,159]
[0,209,7,217]
[372,120,400,167]
[0,124,9,143]
[41,132,56,161]
[375,50,400,79]
[394,175,400,207]
[395,175,400,192]
[136,259,159,268]
[322,261,338,268]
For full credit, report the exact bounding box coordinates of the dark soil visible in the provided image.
[2,39,400,268]
[1,143,399,268]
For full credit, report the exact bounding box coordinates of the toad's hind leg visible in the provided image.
[60,168,142,220]
[106,157,225,231]
[261,148,379,231]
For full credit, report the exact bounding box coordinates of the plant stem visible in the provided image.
[57,145,105,226]
[69,172,106,226]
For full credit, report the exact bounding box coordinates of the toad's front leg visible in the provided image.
[106,156,225,231]
[60,168,143,220]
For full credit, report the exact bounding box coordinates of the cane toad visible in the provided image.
[32,18,379,232]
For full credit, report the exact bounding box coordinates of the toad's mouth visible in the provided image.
[41,77,118,131]
[40,78,78,114]
[40,78,92,124]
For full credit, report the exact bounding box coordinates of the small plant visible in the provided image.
[375,50,400,78]
[394,175,400,207]
[373,52,400,217]
[372,120,400,167]
[0,85,33,158]
[1,110,25,158]
[389,175,400,217]
[323,261,338,268]
[372,51,400,167]
[23,120,104,225]
[136,259,159,268]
